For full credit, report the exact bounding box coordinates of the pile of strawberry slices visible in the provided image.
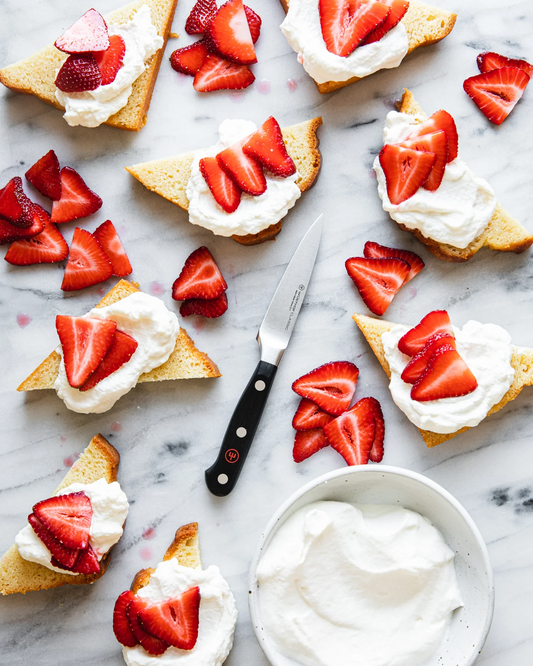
[28,491,100,574]
[54,9,126,93]
[398,310,478,401]
[200,116,296,213]
[113,586,200,654]
[379,109,459,204]
[291,361,385,466]
[170,0,261,92]
[172,246,228,318]
[319,0,409,57]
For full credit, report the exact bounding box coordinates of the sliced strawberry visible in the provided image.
[362,0,409,45]
[55,53,102,93]
[5,216,68,266]
[172,246,227,300]
[69,544,100,574]
[93,220,132,277]
[319,0,391,57]
[93,34,126,85]
[170,41,209,76]
[0,177,36,228]
[293,428,329,463]
[323,400,377,466]
[292,361,359,416]
[217,142,266,195]
[61,228,113,291]
[204,0,257,65]
[400,129,447,191]
[27,513,79,568]
[185,0,218,35]
[345,257,410,316]
[244,5,261,43]
[113,591,139,648]
[54,9,109,53]
[0,204,45,245]
[79,330,138,391]
[379,144,435,205]
[33,491,92,550]
[292,398,334,430]
[199,156,242,213]
[362,397,385,463]
[363,241,424,283]
[139,587,200,650]
[56,314,117,387]
[404,110,458,163]
[193,53,255,92]
[464,67,530,125]
[51,166,102,224]
[180,292,228,318]
[397,310,454,356]
[400,332,456,384]
[127,597,170,656]
[25,150,62,201]
[477,51,533,77]
[411,344,478,402]
[242,117,296,177]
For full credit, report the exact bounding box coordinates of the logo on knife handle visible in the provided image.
[225,449,239,463]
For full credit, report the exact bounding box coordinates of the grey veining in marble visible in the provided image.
[1,0,532,664]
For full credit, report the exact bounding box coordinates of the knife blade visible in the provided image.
[205,214,323,496]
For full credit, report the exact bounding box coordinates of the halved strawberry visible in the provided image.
[27,513,79,568]
[170,41,209,76]
[464,66,530,125]
[400,332,456,384]
[51,167,102,224]
[411,344,478,402]
[185,0,218,35]
[0,204,45,245]
[363,241,424,283]
[139,587,200,650]
[477,51,533,77]
[362,397,385,463]
[292,361,359,416]
[127,597,170,656]
[217,141,266,195]
[323,399,377,465]
[379,144,435,205]
[54,9,109,53]
[5,215,68,266]
[180,292,228,318]
[93,34,126,85]
[242,117,296,177]
[55,54,102,93]
[33,491,93,550]
[172,246,227,300]
[204,0,257,65]
[292,398,334,430]
[56,314,117,387]
[25,150,62,201]
[69,544,100,574]
[362,0,409,45]
[0,177,36,228]
[293,428,329,463]
[401,129,447,191]
[61,228,113,291]
[193,54,255,92]
[93,220,132,277]
[79,330,138,391]
[199,156,242,212]
[319,0,391,57]
[345,257,410,316]
[397,310,454,357]
[404,110,458,163]
[113,591,139,648]
[244,5,262,43]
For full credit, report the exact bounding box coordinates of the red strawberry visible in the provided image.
[93,34,126,85]
[217,141,266,195]
[127,597,170,656]
[464,67,530,125]
[379,144,436,205]
[172,246,227,300]
[93,220,132,277]
[69,544,100,574]
[477,51,533,77]
[362,397,385,463]
[400,332,456,384]
[319,0,391,57]
[25,150,62,201]
[180,292,228,318]
[0,204,45,245]
[55,315,117,387]
[51,166,102,224]
[345,257,410,316]
[193,54,255,92]
[244,5,261,43]
[33,491,93,550]
[363,241,424,283]
[79,330,138,391]
[292,398,334,430]
[170,41,209,76]
[362,0,409,45]
[401,129,448,191]
[27,513,79,568]
[292,361,359,416]
[185,0,218,34]
[5,216,68,266]
[55,53,102,93]
[61,228,113,291]
[398,310,454,356]
[292,428,329,463]
[113,591,139,648]
[0,177,36,228]
[411,344,478,402]
[54,9,110,53]
[324,400,377,466]
[139,587,201,650]
[242,117,296,177]
[204,0,257,65]
[199,156,242,213]
[404,110,458,163]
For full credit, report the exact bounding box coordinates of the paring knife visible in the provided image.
[205,214,324,497]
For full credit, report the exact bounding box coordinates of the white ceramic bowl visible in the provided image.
[249,465,494,666]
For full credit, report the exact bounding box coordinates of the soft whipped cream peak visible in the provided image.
[123,561,237,666]
[374,111,497,249]
[382,320,515,433]
[16,478,129,576]
[55,291,180,414]
[56,5,163,128]
[186,119,301,237]
[257,501,463,666]
[280,0,409,84]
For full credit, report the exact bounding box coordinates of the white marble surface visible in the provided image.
[0,0,532,664]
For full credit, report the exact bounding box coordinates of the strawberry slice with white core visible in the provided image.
[93,220,133,277]
[464,67,530,125]
[51,166,102,224]
[379,144,436,205]
[404,110,458,163]
[345,257,410,316]
[127,597,170,656]
[401,332,456,384]
[172,246,228,300]
[55,53,103,93]
[68,544,101,574]
[217,141,266,195]
[185,0,218,34]
[362,397,385,463]
[79,330,138,391]
[362,0,409,45]
[400,129,447,191]
[180,292,229,318]
[199,156,242,213]
[113,591,139,648]
[5,215,68,266]
[242,117,296,177]
[56,314,117,388]
[54,9,110,53]
[33,491,93,550]
[292,361,359,416]
[25,150,62,201]
[204,0,257,65]
[93,34,126,85]
[0,204,45,245]
[139,587,201,650]
[0,177,36,228]
[319,0,391,57]
[244,5,262,43]
[477,51,533,77]
[324,399,377,465]
[363,241,424,283]
[170,41,209,76]
[193,53,255,91]
[61,228,113,292]
[27,513,79,568]
[293,428,329,463]
[292,398,334,430]
[410,344,478,402]
[397,310,454,356]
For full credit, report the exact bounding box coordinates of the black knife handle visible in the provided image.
[205,360,278,496]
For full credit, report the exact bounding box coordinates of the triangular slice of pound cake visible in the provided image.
[0,0,178,131]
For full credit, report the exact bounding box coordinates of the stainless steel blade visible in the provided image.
[257,214,323,366]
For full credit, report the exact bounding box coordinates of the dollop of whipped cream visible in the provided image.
[280,0,409,84]
[16,478,129,575]
[374,111,497,249]
[382,320,515,434]
[123,561,238,666]
[55,5,163,128]
[256,501,462,666]
[186,119,301,237]
[54,291,180,414]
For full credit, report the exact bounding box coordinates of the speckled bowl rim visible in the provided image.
[248,464,495,666]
